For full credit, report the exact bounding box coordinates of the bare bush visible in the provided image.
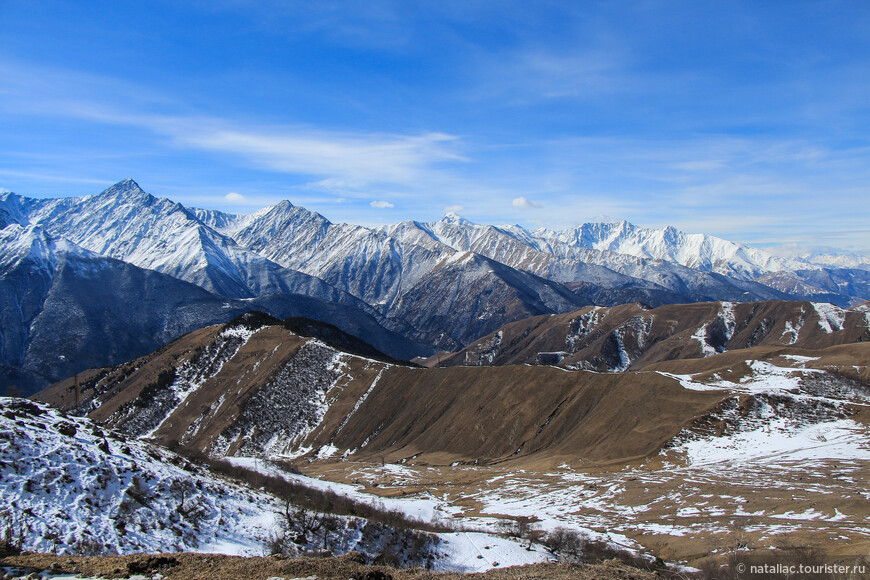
[71,534,108,556]
[496,515,542,548]
[203,457,453,534]
[543,526,586,562]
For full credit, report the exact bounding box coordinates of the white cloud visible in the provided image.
[225,192,246,202]
[370,200,394,208]
[512,196,541,209]
[445,204,464,213]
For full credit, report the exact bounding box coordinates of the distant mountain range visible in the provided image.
[2,178,869,394]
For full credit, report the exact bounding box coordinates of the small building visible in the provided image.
[536,351,568,365]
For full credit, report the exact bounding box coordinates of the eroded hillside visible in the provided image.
[436,300,870,376]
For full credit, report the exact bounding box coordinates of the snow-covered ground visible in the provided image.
[673,417,870,467]
[0,397,277,556]
[225,457,552,572]
[0,398,548,572]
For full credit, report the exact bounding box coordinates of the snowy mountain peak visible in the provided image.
[440,212,472,225]
[0,190,29,227]
[0,223,95,271]
[98,178,148,200]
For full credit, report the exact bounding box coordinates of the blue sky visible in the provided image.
[1,1,868,253]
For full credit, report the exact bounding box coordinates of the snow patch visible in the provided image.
[672,418,870,467]
[812,302,845,333]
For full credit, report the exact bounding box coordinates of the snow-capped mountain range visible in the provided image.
[2,179,868,394]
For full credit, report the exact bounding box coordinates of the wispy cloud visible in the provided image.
[370,200,394,208]
[0,169,113,186]
[512,196,541,209]
[0,61,468,189]
[179,128,464,184]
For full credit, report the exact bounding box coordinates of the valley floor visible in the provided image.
[286,419,870,570]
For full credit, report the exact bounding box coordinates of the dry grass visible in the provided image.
[1,551,659,580]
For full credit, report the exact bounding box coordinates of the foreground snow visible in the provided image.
[226,457,552,572]
[0,398,277,556]
[0,398,547,572]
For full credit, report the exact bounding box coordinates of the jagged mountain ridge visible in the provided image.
[534,221,799,279]
[5,180,867,311]
[6,180,381,310]
[436,300,870,373]
[0,225,429,396]
[200,188,864,306]
[217,199,800,307]
[0,182,644,355]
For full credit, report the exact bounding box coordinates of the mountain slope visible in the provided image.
[0,224,249,395]
[0,397,277,555]
[436,300,870,372]
[387,252,591,349]
[38,306,870,468]
[0,225,429,396]
[36,316,726,465]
